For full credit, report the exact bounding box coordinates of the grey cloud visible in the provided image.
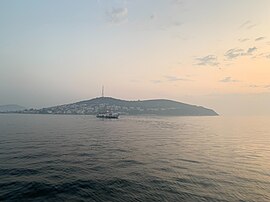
[220,77,239,83]
[224,47,257,60]
[249,85,259,88]
[107,7,128,25]
[255,37,265,41]
[238,38,249,42]
[247,47,257,54]
[164,76,191,82]
[239,20,256,29]
[152,75,191,84]
[151,80,162,84]
[266,54,270,59]
[173,21,183,26]
[249,84,270,89]
[224,48,244,59]
[196,55,219,66]
[150,14,156,20]
[240,20,251,28]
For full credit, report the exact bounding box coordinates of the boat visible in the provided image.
[96,86,119,119]
[96,112,119,119]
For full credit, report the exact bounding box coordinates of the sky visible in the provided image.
[0,0,270,115]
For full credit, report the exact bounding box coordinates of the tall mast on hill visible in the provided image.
[102,85,104,97]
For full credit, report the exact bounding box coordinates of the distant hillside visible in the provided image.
[0,105,26,112]
[22,97,218,116]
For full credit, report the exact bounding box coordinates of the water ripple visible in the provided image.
[0,114,270,201]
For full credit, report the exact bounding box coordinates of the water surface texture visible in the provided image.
[0,114,270,201]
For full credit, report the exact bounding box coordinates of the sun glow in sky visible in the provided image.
[1,0,270,115]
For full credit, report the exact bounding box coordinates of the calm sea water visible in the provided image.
[0,114,269,201]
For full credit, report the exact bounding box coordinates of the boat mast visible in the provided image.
[102,85,104,97]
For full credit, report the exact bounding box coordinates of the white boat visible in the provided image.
[96,112,119,119]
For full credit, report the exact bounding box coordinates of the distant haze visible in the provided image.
[1,0,270,115]
[0,105,25,112]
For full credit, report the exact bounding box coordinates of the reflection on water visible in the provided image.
[0,114,270,201]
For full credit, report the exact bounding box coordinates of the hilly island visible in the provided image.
[21,97,218,116]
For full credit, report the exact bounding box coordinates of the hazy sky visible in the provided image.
[1,0,270,115]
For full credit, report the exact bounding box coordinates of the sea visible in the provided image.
[0,114,269,201]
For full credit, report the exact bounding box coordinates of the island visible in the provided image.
[20,97,218,116]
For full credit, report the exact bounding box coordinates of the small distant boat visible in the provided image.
[96,112,119,119]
